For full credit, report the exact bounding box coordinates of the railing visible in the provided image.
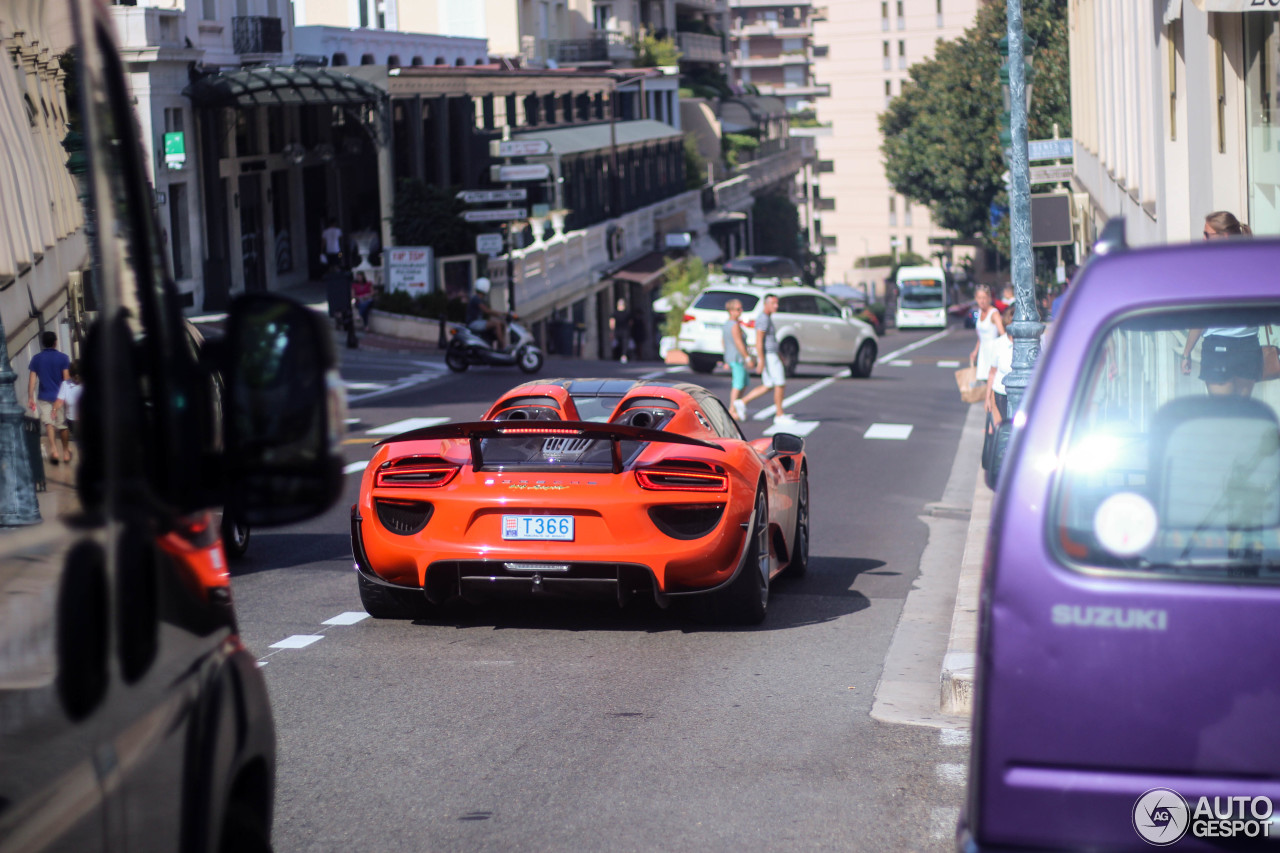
[548,30,631,64]
[675,31,725,63]
[232,16,282,55]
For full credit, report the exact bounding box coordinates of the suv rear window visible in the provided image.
[1052,307,1280,583]
[692,291,760,312]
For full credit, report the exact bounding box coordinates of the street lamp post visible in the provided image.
[1002,0,1042,423]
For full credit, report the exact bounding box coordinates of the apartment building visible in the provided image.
[813,0,979,296]
[728,0,829,112]
[1069,1,1279,248]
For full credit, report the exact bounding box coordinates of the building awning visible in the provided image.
[1191,0,1277,10]
[512,120,682,157]
[184,66,384,108]
[610,251,679,288]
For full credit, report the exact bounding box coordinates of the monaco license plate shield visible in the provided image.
[502,514,574,541]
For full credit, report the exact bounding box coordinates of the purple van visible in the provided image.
[961,235,1280,851]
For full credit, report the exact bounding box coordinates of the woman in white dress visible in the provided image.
[970,284,1005,386]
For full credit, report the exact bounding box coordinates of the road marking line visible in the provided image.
[323,611,371,626]
[269,634,324,649]
[640,366,689,379]
[940,728,970,746]
[937,360,962,368]
[936,763,967,786]
[877,327,954,363]
[865,423,913,440]
[763,419,820,437]
[752,367,849,420]
[343,381,387,391]
[347,370,448,403]
[344,461,368,475]
[889,359,912,367]
[368,416,450,435]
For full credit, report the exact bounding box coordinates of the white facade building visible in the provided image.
[813,0,979,297]
[1069,0,1280,249]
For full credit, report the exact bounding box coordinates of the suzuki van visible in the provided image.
[962,231,1280,851]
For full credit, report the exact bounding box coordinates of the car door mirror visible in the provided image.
[770,432,804,455]
[222,294,345,526]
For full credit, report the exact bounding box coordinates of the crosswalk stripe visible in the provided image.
[888,359,912,367]
[865,423,913,440]
[762,419,819,437]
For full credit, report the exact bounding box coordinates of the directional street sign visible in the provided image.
[491,139,551,157]
[490,164,551,182]
[457,188,527,204]
[462,207,527,223]
[1027,138,1073,161]
[476,233,504,256]
[1030,164,1073,184]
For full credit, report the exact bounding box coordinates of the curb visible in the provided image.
[940,472,990,715]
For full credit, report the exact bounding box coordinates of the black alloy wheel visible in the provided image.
[850,340,877,378]
[445,342,469,373]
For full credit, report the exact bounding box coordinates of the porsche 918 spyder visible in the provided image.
[350,378,809,624]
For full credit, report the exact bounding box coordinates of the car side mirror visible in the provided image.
[222,294,345,526]
[769,432,804,456]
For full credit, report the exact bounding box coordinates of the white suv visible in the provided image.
[677,280,879,377]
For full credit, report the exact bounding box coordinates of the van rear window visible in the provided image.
[1053,309,1280,582]
[692,291,760,312]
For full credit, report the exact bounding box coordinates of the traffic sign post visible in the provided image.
[476,233,503,256]
[491,139,551,157]
[1030,164,1073,184]
[490,164,551,182]
[461,207,528,223]
[1028,138,1073,161]
[457,188,527,204]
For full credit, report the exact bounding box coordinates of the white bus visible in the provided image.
[894,265,949,329]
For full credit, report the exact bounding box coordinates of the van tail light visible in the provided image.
[375,456,460,488]
[683,314,697,323]
[636,459,728,492]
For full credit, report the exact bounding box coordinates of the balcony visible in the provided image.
[676,31,726,64]
[751,81,831,98]
[233,16,283,56]
[548,30,633,65]
[732,51,812,68]
[705,137,805,212]
[729,20,814,38]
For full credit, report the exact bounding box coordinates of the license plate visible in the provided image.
[502,515,574,541]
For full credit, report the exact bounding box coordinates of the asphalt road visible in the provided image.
[230,324,979,852]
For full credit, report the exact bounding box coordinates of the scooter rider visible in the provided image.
[467,277,509,351]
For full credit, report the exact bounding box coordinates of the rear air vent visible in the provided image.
[648,503,726,539]
[374,499,434,535]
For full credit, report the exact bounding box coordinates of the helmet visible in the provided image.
[474,277,491,294]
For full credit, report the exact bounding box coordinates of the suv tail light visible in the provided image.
[375,456,460,488]
[636,459,728,492]
[683,313,697,323]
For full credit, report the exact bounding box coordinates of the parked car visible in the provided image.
[0,3,346,851]
[822,283,871,309]
[677,282,878,377]
[722,255,804,281]
[964,226,1280,851]
[352,378,808,625]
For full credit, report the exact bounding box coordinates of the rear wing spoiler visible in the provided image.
[373,420,724,474]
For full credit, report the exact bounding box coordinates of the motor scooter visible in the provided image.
[445,314,544,374]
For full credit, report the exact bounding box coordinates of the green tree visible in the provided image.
[684,135,707,190]
[391,179,478,256]
[659,257,709,338]
[636,34,681,67]
[879,0,1070,252]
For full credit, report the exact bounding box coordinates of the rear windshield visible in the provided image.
[692,290,760,312]
[1052,307,1280,583]
[478,434,644,472]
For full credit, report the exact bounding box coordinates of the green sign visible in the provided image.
[163,131,185,169]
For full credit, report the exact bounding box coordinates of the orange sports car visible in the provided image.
[350,378,809,624]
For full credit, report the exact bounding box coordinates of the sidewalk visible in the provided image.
[871,400,987,729]
[189,279,443,354]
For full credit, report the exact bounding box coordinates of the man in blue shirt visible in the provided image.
[27,331,71,464]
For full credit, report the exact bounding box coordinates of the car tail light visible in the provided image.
[635,459,728,492]
[375,455,460,488]
[683,313,696,323]
[742,319,755,328]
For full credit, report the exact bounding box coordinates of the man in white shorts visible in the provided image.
[737,293,791,423]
